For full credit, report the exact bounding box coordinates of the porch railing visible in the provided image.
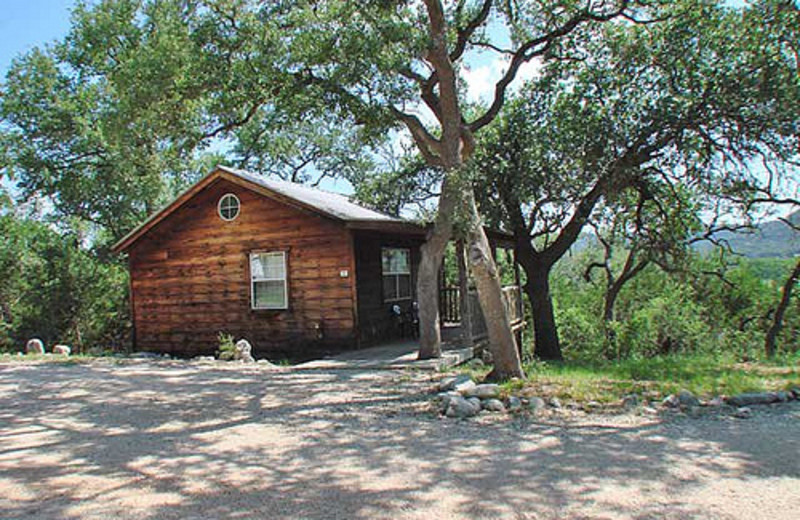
[439,287,461,324]
[439,285,524,338]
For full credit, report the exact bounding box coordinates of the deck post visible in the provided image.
[512,248,524,358]
[456,240,474,349]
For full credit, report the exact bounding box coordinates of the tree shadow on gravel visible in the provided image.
[0,361,798,519]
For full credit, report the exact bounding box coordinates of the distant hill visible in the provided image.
[695,211,800,258]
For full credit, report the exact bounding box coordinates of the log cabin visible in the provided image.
[113,165,523,361]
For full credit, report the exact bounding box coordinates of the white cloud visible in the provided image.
[462,56,544,104]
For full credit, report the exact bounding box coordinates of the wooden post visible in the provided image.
[438,259,446,327]
[512,248,523,320]
[457,240,474,349]
[512,247,524,358]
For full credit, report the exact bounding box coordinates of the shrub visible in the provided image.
[217,332,236,360]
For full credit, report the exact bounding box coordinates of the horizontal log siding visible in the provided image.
[353,231,423,347]
[129,178,357,359]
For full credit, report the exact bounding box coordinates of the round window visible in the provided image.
[218,193,240,221]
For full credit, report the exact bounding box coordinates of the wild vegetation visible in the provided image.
[0,1,798,389]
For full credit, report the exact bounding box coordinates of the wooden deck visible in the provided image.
[295,337,474,371]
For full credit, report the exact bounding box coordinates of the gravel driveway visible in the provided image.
[1,360,798,519]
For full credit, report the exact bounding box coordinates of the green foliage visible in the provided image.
[549,246,800,363]
[216,332,236,361]
[0,214,129,353]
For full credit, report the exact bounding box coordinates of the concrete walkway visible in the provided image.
[295,340,474,371]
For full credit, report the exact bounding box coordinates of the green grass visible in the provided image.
[0,352,100,365]
[462,353,800,404]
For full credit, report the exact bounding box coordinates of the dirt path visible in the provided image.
[1,360,798,519]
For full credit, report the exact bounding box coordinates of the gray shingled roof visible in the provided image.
[219,166,404,223]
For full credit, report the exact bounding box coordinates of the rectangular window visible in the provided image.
[250,251,288,310]
[382,247,411,302]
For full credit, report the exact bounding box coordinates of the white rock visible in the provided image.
[734,407,752,419]
[662,394,681,408]
[436,392,461,414]
[445,396,480,418]
[462,383,501,399]
[26,338,45,355]
[529,397,546,413]
[439,374,475,393]
[233,339,255,363]
[677,389,700,407]
[466,397,482,411]
[482,399,506,413]
[52,345,71,356]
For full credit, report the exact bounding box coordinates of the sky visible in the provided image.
[0,0,75,74]
[0,0,536,198]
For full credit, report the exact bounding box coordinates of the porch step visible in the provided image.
[295,342,474,371]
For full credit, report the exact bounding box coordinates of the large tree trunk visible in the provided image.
[512,228,564,361]
[764,257,800,358]
[464,190,524,379]
[525,266,564,361]
[417,179,456,359]
[604,280,622,323]
[414,0,519,372]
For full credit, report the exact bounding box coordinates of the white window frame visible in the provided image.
[250,251,288,310]
[382,247,412,302]
[218,193,240,221]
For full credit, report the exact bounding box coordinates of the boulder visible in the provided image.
[439,374,476,394]
[466,397,482,411]
[734,407,752,419]
[726,392,779,407]
[233,339,255,363]
[482,399,506,413]
[52,345,71,356]
[436,392,461,414]
[507,396,522,412]
[529,397,547,414]
[678,389,700,408]
[445,395,481,418]
[26,338,45,355]
[584,401,602,412]
[463,383,501,399]
[662,394,681,408]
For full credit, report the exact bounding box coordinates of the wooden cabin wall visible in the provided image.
[128,178,357,360]
[353,231,423,347]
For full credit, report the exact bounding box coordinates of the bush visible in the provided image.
[0,215,129,353]
[549,248,800,362]
[217,332,236,360]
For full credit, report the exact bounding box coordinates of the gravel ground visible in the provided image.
[1,359,798,519]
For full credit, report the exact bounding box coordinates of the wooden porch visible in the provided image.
[437,235,526,352]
